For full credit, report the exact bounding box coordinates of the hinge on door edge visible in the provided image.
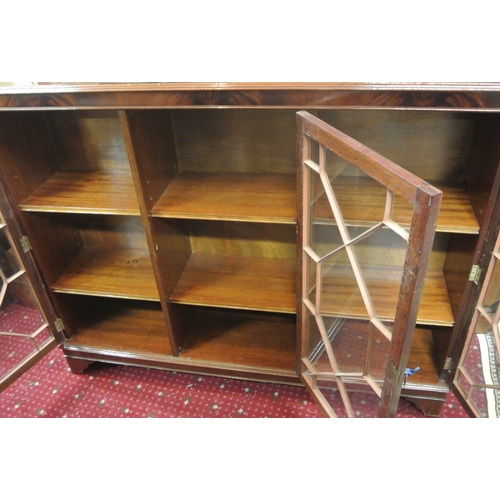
[54,318,66,333]
[469,264,482,285]
[20,236,32,253]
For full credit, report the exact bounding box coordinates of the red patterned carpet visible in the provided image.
[0,346,468,418]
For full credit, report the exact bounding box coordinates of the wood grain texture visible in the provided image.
[170,253,296,313]
[2,84,500,110]
[153,173,297,223]
[298,111,442,204]
[312,322,440,386]
[313,265,454,326]
[121,110,179,211]
[317,109,476,183]
[52,246,159,301]
[312,178,479,233]
[188,220,296,259]
[0,112,59,207]
[63,298,172,356]
[171,109,296,175]
[180,308,296,371]
[45,111,130,171]
[19,170,141,215]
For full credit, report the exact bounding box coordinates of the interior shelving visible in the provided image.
[19,212,157,300]
[179,307,297,373]
[62,297,172,357]
[170,252,296,313]
[2,86,500,417]
[152,172,296,223]
[312,323,440,386]
[157,219,297,314]
[51,245,159,301]
[315,265,454,326]
[19,170,140,215]
[311,178,480,234]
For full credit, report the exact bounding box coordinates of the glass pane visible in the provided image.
[458,313,500,418]
[348,227,408,322]
[462,318,489,386]
[309,222,344,261]
[0,332,49,380]
[0,273,46,335]
[482,256,500,320]
[309,137,320,166]
[0,213,51,382]
[311,319,392,381]
[327,156,386,232]
[365,322,393,382]
[0,226,22,280]
[308,165,344,259]
[320,247,369,319]
[470,386,498,418]
[318,386,381,418]
[305,254,317,306]
[457,370,472,396]
[304,308,324,363]
[391,192,417,230]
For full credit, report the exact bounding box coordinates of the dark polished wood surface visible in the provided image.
[2,82,499,414]
[1,83,500,110]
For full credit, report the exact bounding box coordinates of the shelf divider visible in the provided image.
[152,172,296,223]
[52,246,159,301]
[313,178,480,234]
[171,253,297,314]
[19,170,141,215]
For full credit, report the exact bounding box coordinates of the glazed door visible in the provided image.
[452,226,500,417]
[0,182,62,392]
[297,111,442,418]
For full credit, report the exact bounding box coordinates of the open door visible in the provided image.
[0,182,63,392]
[297,111,442,418]
[452,227,500,417]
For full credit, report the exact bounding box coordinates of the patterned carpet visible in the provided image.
[0,345,468,418]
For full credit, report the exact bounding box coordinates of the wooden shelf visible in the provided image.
[180,308,297,373]
[63,299,172,357]
[170,253,296,314]
[52,246,159,301]
[19,170,141,215]
[312,178,480,234]
[312,322,440,386]
[312,265,454,326]
[152,173,296,223]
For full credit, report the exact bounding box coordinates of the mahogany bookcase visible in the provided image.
[1,83,499,417]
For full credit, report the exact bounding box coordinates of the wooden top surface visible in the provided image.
[1,83,500,110]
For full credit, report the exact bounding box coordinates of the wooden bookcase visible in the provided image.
[1,83,500,416]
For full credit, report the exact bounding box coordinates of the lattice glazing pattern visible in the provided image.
[0,214,50,380]
[454,231,500,418]
[303,138,412,417]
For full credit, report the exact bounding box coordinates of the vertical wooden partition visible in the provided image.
[120,110,191,355]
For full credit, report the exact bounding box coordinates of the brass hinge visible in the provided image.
[20,235,32,253]
[444,357,453,372]
[469,264,482,285]
[54,318,66,333]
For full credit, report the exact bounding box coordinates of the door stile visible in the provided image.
[378,185,443,416]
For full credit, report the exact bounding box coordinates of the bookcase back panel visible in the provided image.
[171,109,297,174]
[46,111,130,172]
[188,220,296,259]
[78,215,149,250]
[317,110,476,182]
